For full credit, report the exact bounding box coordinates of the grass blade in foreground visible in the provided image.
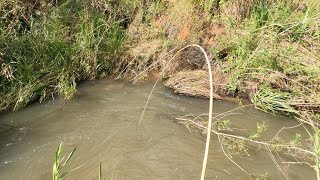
[53,142,77,180]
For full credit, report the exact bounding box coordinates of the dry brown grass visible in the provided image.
[117,0,208,81]
[220,0,258,21]
[164,69,232,100]
[164,0,198,40]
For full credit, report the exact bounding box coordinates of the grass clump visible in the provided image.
[210,0,320,118]
[0,0,138,111]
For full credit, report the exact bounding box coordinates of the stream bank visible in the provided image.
[1,1,320,179]
[1,1,320,121]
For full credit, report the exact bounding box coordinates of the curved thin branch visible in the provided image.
[138,44,213,180]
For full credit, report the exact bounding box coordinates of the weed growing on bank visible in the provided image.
[0,0,138,111]
[211,0,320,119]
[206,2,320,177]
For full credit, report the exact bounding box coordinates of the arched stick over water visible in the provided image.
[138,44,214,180]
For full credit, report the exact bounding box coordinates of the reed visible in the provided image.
[53,142,77,180]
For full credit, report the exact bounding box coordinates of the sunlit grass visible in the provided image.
[53,142,77,180]
[0,0,132,111]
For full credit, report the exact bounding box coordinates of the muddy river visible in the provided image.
[0,79,315,179]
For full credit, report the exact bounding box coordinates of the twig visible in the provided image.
[282,161,313,167]
[272,124,303,140]
[266,145,289,180]
[217,135,253,178]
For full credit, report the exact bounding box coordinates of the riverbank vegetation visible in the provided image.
[131,0,320,122]
[1,0,320,179]
[0,0,137,110]
[2,1,319,120]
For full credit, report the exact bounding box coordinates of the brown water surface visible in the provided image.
[0,79,315,179]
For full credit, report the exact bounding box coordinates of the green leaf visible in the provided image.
[62,146,77,166]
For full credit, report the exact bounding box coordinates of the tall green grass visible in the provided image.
[0,0,138,111]
[211,0,320,117]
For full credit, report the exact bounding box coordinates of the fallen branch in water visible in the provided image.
[173,105,318,179]
[174,117,315,157]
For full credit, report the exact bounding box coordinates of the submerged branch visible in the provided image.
[174,117,315,157]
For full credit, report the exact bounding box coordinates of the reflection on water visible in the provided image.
[0,79,315,179]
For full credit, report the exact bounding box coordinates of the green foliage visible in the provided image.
[290,133,302,145]
[0,0,133,111]
[252,0,269,27]
[192,0,221,19]
[251,87,298,115]
[145,0,167,22]
[214,119,231,131]
[255,172,269,180]
[222,137,250,157]
[270,137,284,151]
[212,0,320,116]
[249,122,267,140]
[99,161,102,180]
[53,142,77,180]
